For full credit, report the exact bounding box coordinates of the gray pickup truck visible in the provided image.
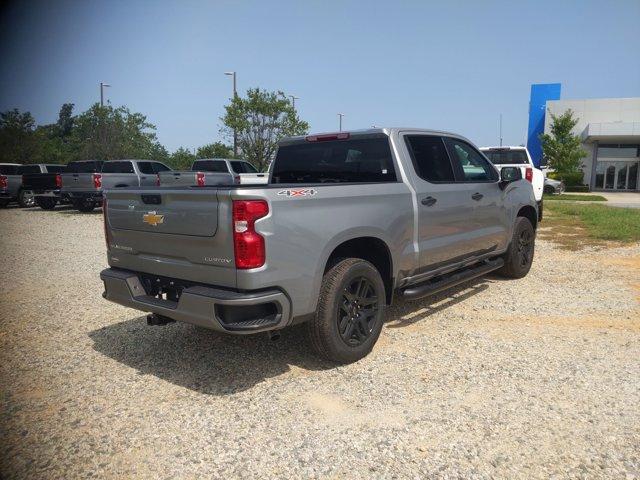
[62,159,171,212]
[0,163,21,207]
[1,164,65,207]
[158,158,259,187]
[101,128,538,363]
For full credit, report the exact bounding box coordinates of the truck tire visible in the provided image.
[307,258,386,364]
[497,216,535,279]
[36,197,57,210]
[18,189,34,208]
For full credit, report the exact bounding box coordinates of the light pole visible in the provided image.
[288,95,299,110]
[100,82,111,107]
[338,113,345,132]
[224,71,238,157]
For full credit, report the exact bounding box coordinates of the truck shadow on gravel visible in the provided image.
[20,205,102,215]
[89,319,334,396]
[89,277,494,395]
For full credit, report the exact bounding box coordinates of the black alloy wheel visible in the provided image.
[338,276,379,347]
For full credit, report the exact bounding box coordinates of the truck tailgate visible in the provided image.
[157,171,197,187]
[62,173,96,191]
[104,188,236,287]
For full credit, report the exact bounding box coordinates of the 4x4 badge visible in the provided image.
[277,188,317,197]
[143,211,164,226]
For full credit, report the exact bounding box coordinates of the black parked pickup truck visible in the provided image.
[22,165,68,210]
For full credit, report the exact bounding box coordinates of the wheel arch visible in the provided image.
[323,236,394,305]
[517,204,538,230]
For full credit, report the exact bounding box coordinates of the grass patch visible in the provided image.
[543,203,640,245]
[544,193,607,201]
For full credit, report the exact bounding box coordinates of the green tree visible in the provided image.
[539,109,586,174]
[222,88,309,171]
[0,109,38,163]
[68,103,165,161]
[196,141,233,159]
[168,147,195,170]
[56,103,75,137]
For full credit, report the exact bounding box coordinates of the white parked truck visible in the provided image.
[480,146,544,220]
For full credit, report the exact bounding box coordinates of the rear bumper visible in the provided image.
[0,189,16,200]
[61,190,103,202]
[33,189,61,198]
[100,268,292,334]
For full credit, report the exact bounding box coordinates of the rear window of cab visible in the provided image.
[272,136,397,184]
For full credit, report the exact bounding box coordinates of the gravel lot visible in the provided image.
[1,205,639,479]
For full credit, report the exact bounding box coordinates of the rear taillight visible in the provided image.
[0,175,7,189]
[196,172,205,187]
[55,174,62,188]
[232,200,269,269]
[93,173,102,189]
[102,198,110,250]
[525,167,533,183]
[155,174,160,187]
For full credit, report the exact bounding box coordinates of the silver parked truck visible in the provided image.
[101,129,538,363]
[158,158,259,187]
[62,159,171,212]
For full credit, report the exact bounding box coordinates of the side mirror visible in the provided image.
[499,166,522,190]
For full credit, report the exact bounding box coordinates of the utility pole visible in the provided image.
[100,82,111,107]
[224,72,238,157]
[288,95,299,110]
[338,113,345,132]
[499,113,503,147]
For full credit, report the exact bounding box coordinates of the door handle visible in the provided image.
[471,192,484,201]
[421,196,437,206]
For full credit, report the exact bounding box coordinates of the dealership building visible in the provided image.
[545,97,640,191]
[526,84,640,192]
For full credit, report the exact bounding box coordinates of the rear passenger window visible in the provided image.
[152,163,171,173]
[45,165,66,173]
[230,161,257,173]
[102,161,134,174]
[191,160,228,172]
[404,136,455,182]
[138,162,155,175]
[444,138,498,182]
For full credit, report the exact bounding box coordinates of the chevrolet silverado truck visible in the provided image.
[158,158,262,187]
[22,164,68,210]
[62,160,171,212]
[60,160,105,212]
[1,164,64,207]
[479,146,544,220]
[0,163,21,207]
[101,128,538,363]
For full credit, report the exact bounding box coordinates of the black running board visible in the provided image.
[400,258,504,301]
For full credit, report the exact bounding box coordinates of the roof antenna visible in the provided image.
[499,114,503,147]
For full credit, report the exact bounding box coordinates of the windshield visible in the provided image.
[482,150,529,165]
[66,161,103,173]
[272,136,397,184]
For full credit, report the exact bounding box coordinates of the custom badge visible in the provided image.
[142,211,164,226]
[277,188,317,197]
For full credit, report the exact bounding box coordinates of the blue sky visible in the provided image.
[1,0,639,152]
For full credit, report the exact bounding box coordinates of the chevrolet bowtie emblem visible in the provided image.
[143,211,164,226]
